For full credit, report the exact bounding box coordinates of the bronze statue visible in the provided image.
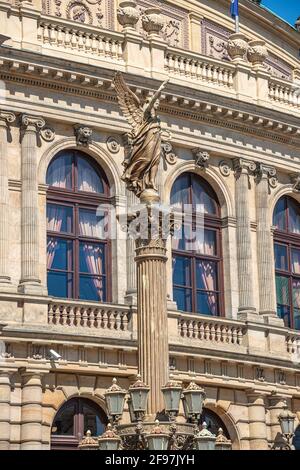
[113,72,169,201]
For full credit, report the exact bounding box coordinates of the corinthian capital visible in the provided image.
[255,163,278,188]
[21,114,45,132]
[0,111,16,127]
[233,158,256,177]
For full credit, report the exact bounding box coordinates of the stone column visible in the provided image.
[233,158,256,316]
[247,392,268,450]
[20,372,44,450]
[255,164,277,316]
[134,205,169,416]
[0,111,15,292]
[19,115,46,295]
[0,370,13,450]
[125,189,138,304]
[267,395,286,444]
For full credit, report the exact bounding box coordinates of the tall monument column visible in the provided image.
[134,206,170,415]
[0,111,15,291]
[233,158,256,316]
[125,189,138,305]
[255,163,277,316]
[19,115,45,295]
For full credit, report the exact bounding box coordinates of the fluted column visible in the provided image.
[20,372,44,450]
[0,111,16,291]
[135,206,169,416]
[233,158,256,315]
[0,370,13,450]
[19,115,46,295]
[247,392,268,450]
[255,164,277,315]
[125,189,138,304]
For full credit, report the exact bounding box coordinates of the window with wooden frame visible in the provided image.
[171,173,223,316]
[273,195,300,330]
[46,149,111,302]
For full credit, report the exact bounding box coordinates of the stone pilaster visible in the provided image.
[0,370,13,450]
[233,158,257,317]
[0,111,15,292]
[255,163,277,316]
[247,392,269,450]
[20,372,44,450]
[19,115,46,295]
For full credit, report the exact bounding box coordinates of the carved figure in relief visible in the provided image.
[113,72,169,199]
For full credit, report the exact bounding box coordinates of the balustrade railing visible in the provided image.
[37,18,124,61]
[48,300,131,331]
[286,332,300,355]
[165,49,235,89]
[269,78,300,108]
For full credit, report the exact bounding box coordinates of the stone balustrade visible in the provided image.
[177,314,246,346]
[269,78,300,108]
[48,300,131,330]
[165,49,235,90]
[286,332,300,355]
[37,18,124,61]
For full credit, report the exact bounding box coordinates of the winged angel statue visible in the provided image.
[113,72,169,200]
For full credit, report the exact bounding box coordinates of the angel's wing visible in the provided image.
[113,72,143,134]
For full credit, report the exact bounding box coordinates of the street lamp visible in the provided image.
[161,374,182,420]
[215,428,232,451]
[194,422,216,451]
[144,420,170,450]
[182,381,206,423]
[278,403,296,450]
[98,424,121,450]
[104,377,127,423]
[128,374,150,422]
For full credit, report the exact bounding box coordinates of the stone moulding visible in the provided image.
[1,57,300,147]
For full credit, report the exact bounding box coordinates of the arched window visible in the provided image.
[46,150,111,302]
[171,173,223,316]
[51,397,108,450]
[200,408,230,439]
[273,196,300,329]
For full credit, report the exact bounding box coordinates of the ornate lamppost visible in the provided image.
[271,402,296,450]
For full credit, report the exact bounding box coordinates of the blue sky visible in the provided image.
[261,0,299,26]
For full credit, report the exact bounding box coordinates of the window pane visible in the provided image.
[274,244,288,271]
[47,271,73,299]
[172,256,191,286]
[173,287,192,312]
[79,276,105,301]
[195,229,217,256]
[288,199,300,234]
[277,304,291,328]
[273,197,286,230]
[292,279,300,309]
[196,292,218,316]
[47,204,73,233]
[82,403,106,436]
[47,238,73,270]
[294,309,300,331]
[52,401,76,436]
[276,275,290,305]
[172,223,194,252]
[79,243,105,275]
[192,177,217,215]
[79,209,106,239]
[77,157,104,193]
[196,260,217,290]
[170,173,190,210]
[46,153,72,189]
[291,249,300,274]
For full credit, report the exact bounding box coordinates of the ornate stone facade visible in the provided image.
[0,0,299,451]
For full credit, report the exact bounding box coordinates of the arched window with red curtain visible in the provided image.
[171,173,223,316]
[46,149,111,302]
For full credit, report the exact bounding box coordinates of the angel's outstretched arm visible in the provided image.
[144,78,169,114]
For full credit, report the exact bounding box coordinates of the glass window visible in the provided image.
[171,173,222,316]
[46,150,110,302]
[46,153,72,189]
[274,196,300,330]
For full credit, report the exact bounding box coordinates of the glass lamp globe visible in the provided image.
[98,424,121,451]
[278,405,296,436]
[145,421,170,451]
[182,381,206,422]
[161,374,182,419]
[104,377,127,422]
[194,422,216,451]
[128,374,150,421]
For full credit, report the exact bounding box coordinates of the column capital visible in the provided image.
[0,111,16,127]
[233,157,256,177]
[290,172,300,193]
[255,162,278,188]
[21,114,45,132]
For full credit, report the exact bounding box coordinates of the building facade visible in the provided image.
[0,0,300,450]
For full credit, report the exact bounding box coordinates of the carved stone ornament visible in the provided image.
[247,40,268,67]
[192,148,210,169]
[113,72,169,202]
[117,1,139,30]
[233,158,256,178]
[161,140,177,165]
[255,163,278,189]
[21,114,45,131]
[106,135,121,153]
[290,173,300,193]
[0,111,16,126]
[227,33,249,62]
[141,8,164,36]
[41,127,55,142]
[74,124,93,146]
[219,160,232,177]
[66,0,93,24]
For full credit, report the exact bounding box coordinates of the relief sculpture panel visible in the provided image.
[42,0,115,29]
